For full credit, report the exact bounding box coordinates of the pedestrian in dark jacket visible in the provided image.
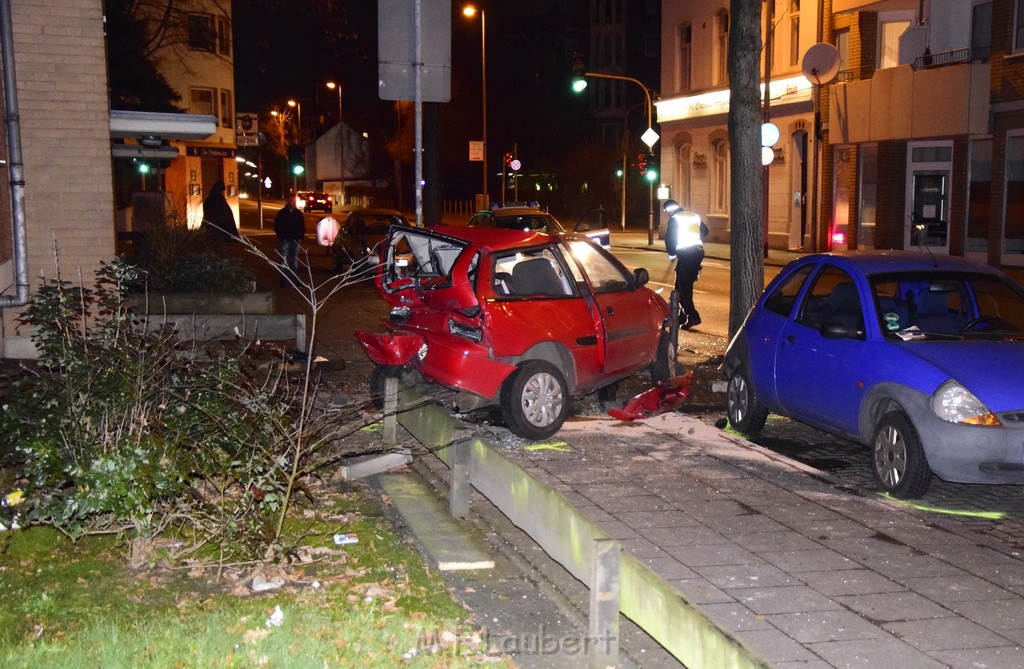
[274,194,306,285]
[201,180,239,240]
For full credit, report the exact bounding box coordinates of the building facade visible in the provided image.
[657,0,820,249]
[111,0,237,232]
[0,0,115,358]
[657,0,1024,269]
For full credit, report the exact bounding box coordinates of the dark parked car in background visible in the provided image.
[724,251,1024,498]
[469,202,611,249]
[296,191,333,213]
[333,208,413,274]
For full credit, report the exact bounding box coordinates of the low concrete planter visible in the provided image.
[129,291,274,315]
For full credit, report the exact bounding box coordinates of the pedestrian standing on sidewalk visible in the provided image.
[200,180,239,241]
[274,194,306,285]
[663,199,709,329]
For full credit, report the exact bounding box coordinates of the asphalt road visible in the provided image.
[237,202,1024,555]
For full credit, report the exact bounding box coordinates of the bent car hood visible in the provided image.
[902,340,1024,412]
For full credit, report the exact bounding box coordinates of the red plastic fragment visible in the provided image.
[607,372,692,421]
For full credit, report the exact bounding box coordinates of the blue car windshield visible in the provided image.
[869,271,1024,339]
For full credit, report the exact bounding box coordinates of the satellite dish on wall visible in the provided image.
[801,43,841,85]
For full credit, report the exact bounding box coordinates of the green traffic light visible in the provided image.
[292,165,305,175]
[645,169,658,183]
[572,78,587,93]
[137,162,150,174]
[615,168,624,178]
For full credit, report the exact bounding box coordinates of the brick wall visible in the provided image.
[1,0,114,357]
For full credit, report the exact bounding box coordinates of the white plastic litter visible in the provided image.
[265,605,284,628]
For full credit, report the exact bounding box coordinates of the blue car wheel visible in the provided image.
[727,365,768,435]
[871,411,932,498]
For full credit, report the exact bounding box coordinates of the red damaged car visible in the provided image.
[355,224,676,439]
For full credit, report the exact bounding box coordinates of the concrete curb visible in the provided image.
[394,386,772,669]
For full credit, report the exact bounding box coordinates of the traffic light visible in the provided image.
[288,144,304,178]
[504,152,513,170]
[637,152,648,175]
[643,152,658,182]
[136,160,150,174]
[571,52,587,92]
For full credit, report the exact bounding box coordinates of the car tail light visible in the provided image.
[326,196,333,202]
[448,317,482,342]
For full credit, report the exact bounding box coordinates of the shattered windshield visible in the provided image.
[383,229,468,291]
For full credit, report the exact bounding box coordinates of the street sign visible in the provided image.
[469,141,484,162]
[641,127,660,148]
[236,113,259,147]
[378,0,451,102]
[510,159,521,171]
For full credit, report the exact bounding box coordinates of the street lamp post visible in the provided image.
[326,81,345,207]
[463,5,488,204]
[575,71,658,244]
[287,99,302,143]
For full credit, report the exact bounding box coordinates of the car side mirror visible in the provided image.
[821,321,863,340]
[632,267,650,287]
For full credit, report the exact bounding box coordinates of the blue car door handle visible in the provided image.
[786,335,797,344]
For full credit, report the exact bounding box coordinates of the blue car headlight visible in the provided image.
[930,380,1002,426]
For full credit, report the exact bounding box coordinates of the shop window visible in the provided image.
[712,139,729,213]
[967,138,991,253]
[1004,135,1024,253]
[858,145,877,248]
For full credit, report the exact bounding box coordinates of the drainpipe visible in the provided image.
[0,0,30,308]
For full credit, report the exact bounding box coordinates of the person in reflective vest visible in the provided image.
[663,200,709,329]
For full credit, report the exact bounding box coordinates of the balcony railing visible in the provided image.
[913,46,990,71]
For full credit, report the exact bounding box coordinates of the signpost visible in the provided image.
[379,0,452,227]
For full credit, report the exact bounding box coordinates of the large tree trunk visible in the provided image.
[727,0,766,340]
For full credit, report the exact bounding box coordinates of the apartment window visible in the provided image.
[878,20,910,69]
[219,90,233,128]
[678,23,692,92]
[789,0,800,67]
[217,16,231,57]
[715,10,730,85]
[190,87,216,116]
[712,139,729,213]
[835,28,850,72]
[187,13,216,52]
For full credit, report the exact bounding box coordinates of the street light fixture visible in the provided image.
[326,81,345,207]
[575,70,659,244]
[462,5,488,204]
[287,99,301,142]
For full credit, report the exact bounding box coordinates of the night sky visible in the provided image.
[232,0,601,213]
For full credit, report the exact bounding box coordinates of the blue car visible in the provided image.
[724,251,1024,498]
